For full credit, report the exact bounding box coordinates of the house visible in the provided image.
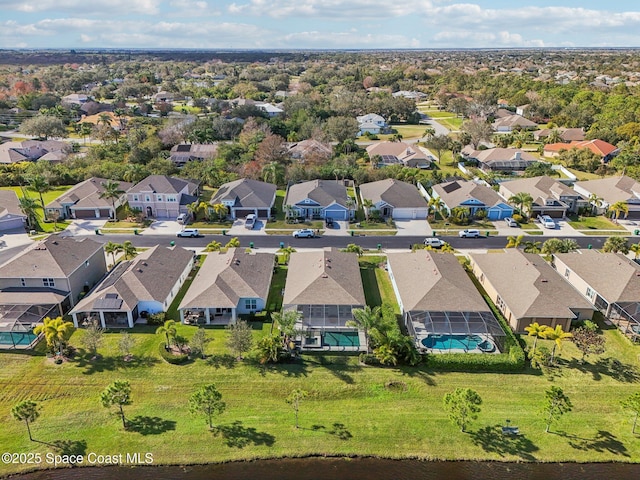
[283,248,366,351]
[492,113,537,132]
[178,249,274,325]
[210,178,276,220]
[469,249,595,333]
[573,175,640,218]
[152,91,175,103]
[0,140,70,164]
[554,250,640,340]
[462,148,539,173]
[127,175,199,219]
[357,113,388,136]
[533,128,585,143]
[256,102,284,117]
[61,93,90,106]
[284,180,354,221]
[392,90,427,100]
[366,142,432,169]
[432,179,514,220]
[170,143,219,167]
[543,139,619,163]
[287,139,333,164]
[70,246,194,328]
[359,179,429,220]
[80,112,129,131]
[45,177,132,220]
[0,236,106,338]
[0,190,26,231]
[387,251,506,353]
[499,175,587,217]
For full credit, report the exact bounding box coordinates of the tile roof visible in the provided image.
[544,139,618,157]
[359,179,428,209]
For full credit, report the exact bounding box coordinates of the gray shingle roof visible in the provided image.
[284,180,349,208]
[575,176,640,204]
[433,180,507,209]
[360,179,428,209]
[283,248,365,306]
[46,177,132,210]
[128,175,198,195]
[211,178,276,209]
[0,190,25,217]
[179,249,274,309]
[500,176,582,207]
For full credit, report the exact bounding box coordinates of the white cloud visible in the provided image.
[2,0,162,15]
[432,29,544,47]
[280,31,420,48]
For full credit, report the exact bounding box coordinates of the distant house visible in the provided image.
[492,113,537,132]
[127,175,199,219]
[392,90,427,100]
[554,250,640,340]
[366,142,432,169]
[152,91,175,103]
[283,248,366,351]
[469,250,595,332]
[499,175,586,217]
[210,178,276,220]
[543,139,619,163]
[462,148,539,173]
[359,179,429,219]
[71,246,194,328]
[287,139,332,164]
[170,143,219,167]
[533,128,585,143]
[573,175,640,218]
[0,140,70,164]
[432,179,514,220]
[61,93,90,106]
[387,251,506,353]
[0,190,26,231]
[357,113,388,136]
[178,249,274,325]
[256,102,284,117]
[46,177,132,220]
[284,180,354,221]
[80,112,129,131]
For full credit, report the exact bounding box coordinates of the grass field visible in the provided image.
[567,215,626,231]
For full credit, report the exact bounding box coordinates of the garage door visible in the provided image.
[99,209,111,218]
[74,209,97,219]
[0,217,24,231]
[234,209,254,218]
[324,208,348,221]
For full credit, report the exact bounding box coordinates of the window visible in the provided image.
[166,195,177,203]
[20,278,26,287]
[244,299,257,311]
[496,295,505,311]
[586,287,594,299]
[156,194,163,202]
[564,268,570,278]
[43,278,55,287]
[145,195,151,202]
[133,195,139,202]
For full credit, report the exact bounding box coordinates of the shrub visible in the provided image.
[512,213,524,223]
[359,353,381,365]
[147,312,166,326]
[158,342,189,364]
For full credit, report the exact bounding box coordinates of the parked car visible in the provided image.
[176,213,188,224]
[292,229,315,238]
[176,228,199,237]
[245,214,256,230]
[538,214,556,229]
[423,237,445,248]
[458,229,481,238]
[325,217,334,228]
[504,217,518,227]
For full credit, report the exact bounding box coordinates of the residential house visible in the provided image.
[357,113,388,136]
[0,140,70,164]
[284,180,354,221]
[79,101,113,116]
[287,139,332,164]
[0,236,106,338]
[359,179,429,220]
[499,175,586,217]
[283,248,366,351]
[178,249,274,325]
[127,175,199,219]
[210,178,276,220]
[0,190,26,231]
[152,91,175,103]
[431,179,514,220]
[80,112,129,131]
[469,249,595,333]
[70,246,194,328]
[256,102,284,117]
[553,250,640,339]
[533,128,585,143]
[387,251,506,352]
[543,139,619,163]
[492,113,538,132]
[170,143,219,167]
[573,175,640,218]
[61,93,90,106]
[366,142,432,169]
[392,90,427,100]
[45,177,132,220]
[462,148,539,173]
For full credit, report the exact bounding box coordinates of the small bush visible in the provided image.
[359,353,381,365]
[512,213,524,223]
[147,312,166,326]
[158,342,189,364]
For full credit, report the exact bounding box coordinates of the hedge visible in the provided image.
[158,342,189,364]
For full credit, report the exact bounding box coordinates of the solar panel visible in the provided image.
[442,182,461,193]
[176,144,191,152]
[94,296,123,310]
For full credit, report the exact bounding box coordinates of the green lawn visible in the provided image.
[567,215,626,231]
[1,185,73,233]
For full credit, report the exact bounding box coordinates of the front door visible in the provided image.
[146,206,153,217]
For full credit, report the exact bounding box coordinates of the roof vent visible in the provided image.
[541,279,548,282]
[142,262,148,266]
[321,274,328,278]
[51,240,58,245]
[137,268,143,273]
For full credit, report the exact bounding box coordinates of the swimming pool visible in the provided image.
[323,331,360,347]
[421,334,484,351]
[0,331,38,347]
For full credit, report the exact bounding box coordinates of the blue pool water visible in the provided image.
[323,331,360,347]
[0,332,38,347]
[421,334,484,350]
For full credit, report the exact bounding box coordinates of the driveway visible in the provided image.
[229,218,267,236]
[323,220,349,236]
[0,229,32,265]
[144,220,183,235]
[63,219,108,236]
[539,218,581,237]
[395,219,431,237]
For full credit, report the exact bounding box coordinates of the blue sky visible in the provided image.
[1,1,640,49]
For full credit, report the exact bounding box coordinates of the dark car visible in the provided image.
[325,217,334,228]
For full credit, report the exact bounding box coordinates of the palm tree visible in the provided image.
[541,325,573,364]
[587,193,604,215]
[428,196,446,220]
[27,175,50,213]
[278,246,296,265]
[505,235,523,249]
[546,129,563,144]
[225,237,240,248]
[422,126,435,141]
[204,240,222,252]
[212,203,227,221]
[524,322,547,356]
[509,192,534,218]
[122,240,137,260]
[523,241,542,253]
[33,316,75,355]
[362,198,374,221]
[344,243,364,257]
[199,201,211,221]
[262,161,284,186]
[79,122,93,144]
[608,201,629,223]
[104,241,123,266]
[18,194,39,229]
[187,201,200,222]
[99,180,125,220]
[346,305,381,353]
[272,310,302,351]
[630,243,640,260]
[156,319,177,349]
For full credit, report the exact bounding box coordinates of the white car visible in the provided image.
[423,237,445,248]
[458,229,481,238]
[504,217,518,227]
[538,215,556,229]
[176,228,199,237]
[292,229,315,238]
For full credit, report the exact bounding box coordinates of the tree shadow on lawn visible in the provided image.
[309,422,353,441]
[469,425,539,461]
[52,439,88,458]
[396,366,437,386]
[212,420,275,448]
[562,357,640,383]
[73,351,159,375]
[555,430,630,457]
[206,353,237,369]
[304,356,362,385]
[254,361,310,378]
[127,416,177,435]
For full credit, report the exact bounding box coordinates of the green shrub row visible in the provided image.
[483,294,526,367]
[423,350,523,372]
[158,342,189,364]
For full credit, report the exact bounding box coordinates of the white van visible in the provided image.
[176,213,188,224]
[245,214,256,229]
